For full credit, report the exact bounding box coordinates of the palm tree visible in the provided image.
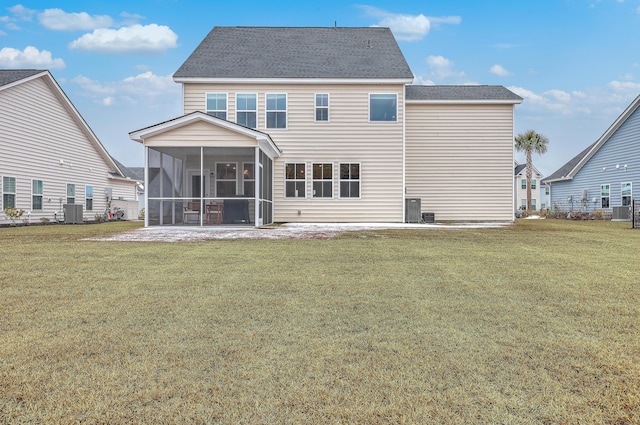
[515,129,549,211]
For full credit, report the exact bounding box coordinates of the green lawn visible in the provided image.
[1,220,639,424]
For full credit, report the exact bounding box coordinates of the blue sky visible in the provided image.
[1,1,639,175]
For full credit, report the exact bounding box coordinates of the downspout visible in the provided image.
[144,144,149,227]
[402,86,406,224]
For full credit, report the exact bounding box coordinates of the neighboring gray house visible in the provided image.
[0,69,139,223]
[130,26,522,226]
[542,93,640,218]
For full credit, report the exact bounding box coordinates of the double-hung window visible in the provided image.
[601,184,610,208]
[531,179,537,190]
[521,179,526,190]
[216,163,237,197]
[369,94,397,121]
[236,93,257,128]
[66,183,76,204]
[206,93,227,119]
[3,176,16,208]
[531,199,537,210]
[315,94,329,121]
[85,185,94,211]
[32,179,43,210]
[339,163,360,198]
[285,163,306,198]
[622,182,632,206]
[312,163,333,198]
[266,93,287,128]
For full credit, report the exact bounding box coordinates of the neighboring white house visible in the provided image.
[0,70,139,223]
[130,26,522,226]
[514,161,547,212]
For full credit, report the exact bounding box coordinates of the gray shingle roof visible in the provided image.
[406,85,523,102]
[0,69,44,87]
[173,26,414,80]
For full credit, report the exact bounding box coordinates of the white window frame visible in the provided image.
[236,93,257,129]
[265,93,287,129]
[2,176,17,209]
[521,179,526,190]
[312,163,333,199]
[215,162,237,197]
[32,179,43,210]
[284,163,306,199]
[85,185,94,211]
[206,93,228,119]
[601,184,610,208]
[339,162,361,199]
[622,182,632,206]
[66,183,76,204]
[369,93,397,122]
[315,93,329,122]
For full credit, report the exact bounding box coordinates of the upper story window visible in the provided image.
[32,179,43,210]
[66,183,76,204]
[521,179,526,190]
[206,93,227,119]
[545,186,550,195]
[601,184,610,208]
[531,179,537,190]
[315,94,329,122]
[236,93,257,128]
[285,163,305,198]
[622,182,632,206]
[369,94,397,122]
[3,176,16,208]
[266,93,287,129]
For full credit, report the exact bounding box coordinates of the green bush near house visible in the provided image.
[1,220,638,424]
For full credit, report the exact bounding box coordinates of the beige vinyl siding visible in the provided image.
[142,120,257,148]
[406,103,515,221]
[0,75,137,223]
[183,82,406,222]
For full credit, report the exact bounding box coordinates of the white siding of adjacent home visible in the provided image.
[405,103,516,221]
[181,82,406,222]
[0,73,137,223]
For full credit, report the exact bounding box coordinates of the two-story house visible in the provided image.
[129,26,522,226]
[514,161,546,212]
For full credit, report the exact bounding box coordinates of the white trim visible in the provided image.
[311,162,334,199]
[236,92,258,129]
[85,184,94,211]
[314,93,330,122]
[31,179,43,211]
[265,92,288,130]
[407,99,522,105]
[174,77,414,85]
[205,92,228,119]
[338,162,362,199]
[284,162,306,199]
[369,93,398,122]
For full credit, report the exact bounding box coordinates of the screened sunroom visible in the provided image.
[129,112,280,227]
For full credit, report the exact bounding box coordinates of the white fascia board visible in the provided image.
[173,77,414,85]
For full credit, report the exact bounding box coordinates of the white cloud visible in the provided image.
[359,5,460,41]
[423,55,468,82]
[69,24,178,53]
[8,4,36,21]
[490,64,511,77]
[609,80,640,92]
[0,46,65,69]
[38,8,113,31]
[70,72,179,106]
[544,89,571,102]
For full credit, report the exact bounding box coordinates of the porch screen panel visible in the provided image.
[148,148,162,198]
[260,151,273,225]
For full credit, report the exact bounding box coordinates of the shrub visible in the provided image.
[4,207,25,226]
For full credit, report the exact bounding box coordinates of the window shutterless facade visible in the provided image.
[312,163,333,198]
[32,179,43,210]
[285,163,305,198]
[622,182,632,206]
[339,163,360,198]
[531,179,536,189]
[601,184,610,208]
[66,183,76,204]
[3,176,16,208]
[206,93,227,119]
[236,93,257,128]
[266,93,287,129]
[521,179,526,190]
[369,93,397,121]
[315,93,329,121]
[85,185,93,211]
